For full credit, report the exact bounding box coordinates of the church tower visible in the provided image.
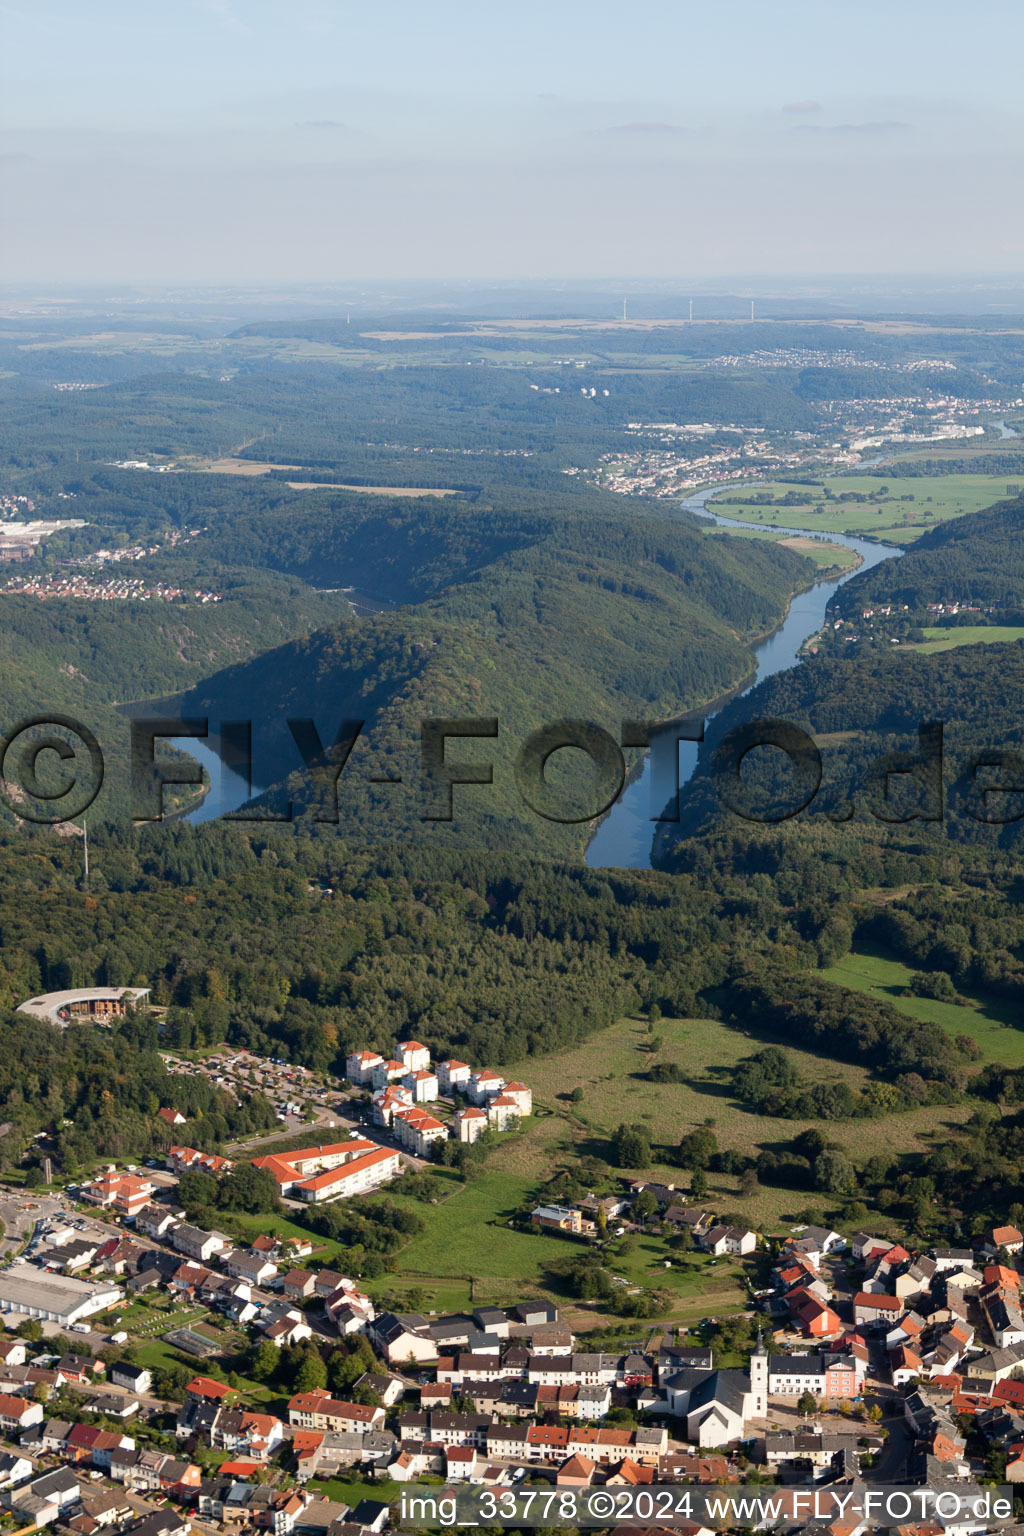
[748,1325,768,1418]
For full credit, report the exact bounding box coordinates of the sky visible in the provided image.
[2,0,1023,285]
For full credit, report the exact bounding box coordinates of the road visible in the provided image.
[873,1416,911,1480]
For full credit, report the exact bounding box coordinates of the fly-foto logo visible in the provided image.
[1,713,1022,828]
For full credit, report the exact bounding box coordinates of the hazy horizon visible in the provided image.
[3,0,1023,287]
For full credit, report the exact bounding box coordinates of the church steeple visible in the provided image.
[749,1323,768,1419]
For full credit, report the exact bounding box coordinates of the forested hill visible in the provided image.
[651,487,1024,1059]
[177,500,813,857]
[831,491,1024,615]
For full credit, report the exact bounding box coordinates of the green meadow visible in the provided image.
[822,947,1024,1067]
[711,473,1017,543]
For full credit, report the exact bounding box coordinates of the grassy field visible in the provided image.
[710,473,1017,543]
[217,991,1024,1329]
[372,1010,975,1310]
[822,947,1024,1067]
[710,527,861,569]
[497,1014,977,1230]
[912,625,1024,654]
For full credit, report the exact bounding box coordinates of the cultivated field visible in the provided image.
[197,457,456,495]
[712,473,1018,543]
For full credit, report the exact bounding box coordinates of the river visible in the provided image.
[584,488,902,869]
[169,488,900,845]
[168,732,265,825]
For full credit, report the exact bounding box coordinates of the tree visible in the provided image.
[293,1349,328,1394]
[220,1163,282,1214]
[17,1319,43,1342]
[177,1169,218,1214]
[813,1148,855,1194]
[798,1391,817,1418]
[678,1126,718,1170]
[613,1124,651,1169]
[250,1339,279,1383]
[569,1087,585,1104]
[691,1169,708,1199]
[155,1363,193,1400]
[634,1189,659,1223]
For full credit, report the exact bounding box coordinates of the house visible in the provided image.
[395,1040,431,1073]
[369,1312,437,1365]
[344,1051,384,1085]
[135,1206,180,1241]
[355,1371,404,1407]
[172,1225,227,1263]
[437,1060,472,1094]
[264,1310,313,1350]
[157,1108,187,1127]
[288,1391,386,1434]
[184,1376,239,1404]
[445,1446,478,1481]
[983,1226,1024,1256]
[110,1363,152,1395]
[391,1106,448,1157]
[212,1409,285,1461]
[403,1070,439,1103]
[0,1393,44,1432]
[224,1250,279,1287]
[324,1279,375,1333]
[531,1204,583,1234]
[501,1082,533,1116]
[0,1451,33,1491]
[486,1094,521,1132]
[768,1353,859,1399]
[931,1247,975,1272]
[702,1225,757,1257]
[371,1059,408,1090]
[801,1225,845,1254]
[556,1453,596,1487]
[468,1070,505,1105]
[282,1269,316,1301]
[796,1297,842,1338]
[853,1292,905,1327]
[453,1106,488,1143]
[9,1466,83,1523]
[166,1146,232,1176]
[81,1174,155,1220]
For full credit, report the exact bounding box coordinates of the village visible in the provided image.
[1,1019,1024,1536]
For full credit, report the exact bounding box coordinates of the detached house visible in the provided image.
[345,1051,384,1086]
[437,1060,471,1094]
[468,1070,505,1105]
[983,1226,1024,1257]
[395,1041,431,1073]
[454,1106,488,1143]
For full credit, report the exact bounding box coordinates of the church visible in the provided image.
[660,1334,767,1447]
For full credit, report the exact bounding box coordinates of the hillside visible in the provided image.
[175,502,815,855]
